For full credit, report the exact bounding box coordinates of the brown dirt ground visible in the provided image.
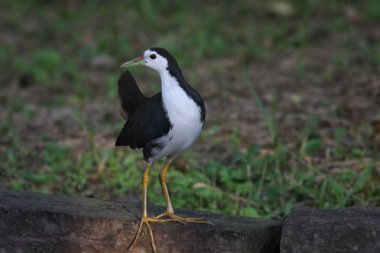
[1,11,380,173]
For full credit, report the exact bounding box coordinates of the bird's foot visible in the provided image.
[128,214,198,253]
[153,211,212,224]
[127,216,158,253]
[127,213,211,252]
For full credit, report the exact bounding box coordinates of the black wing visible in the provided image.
[118,71,146,116]
[116,92,171,149]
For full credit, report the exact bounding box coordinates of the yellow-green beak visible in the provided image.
[120,56,145,68]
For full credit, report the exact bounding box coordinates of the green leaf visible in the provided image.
[240,207,259,217]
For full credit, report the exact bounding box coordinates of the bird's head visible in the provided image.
[120,47,180,74]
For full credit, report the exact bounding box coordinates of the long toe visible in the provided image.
[168,214,212,224]
[153,211,212,224]
[127,217,157,253]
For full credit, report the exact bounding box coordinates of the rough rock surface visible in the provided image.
[281,207,380,253]
[0,190,282,253]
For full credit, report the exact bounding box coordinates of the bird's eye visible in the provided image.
[150,54,156,60]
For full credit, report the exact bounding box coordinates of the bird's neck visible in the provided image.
[159,69,205,122]
[159,70,203,126]
[159,71,185,104]
[159,69,183,89]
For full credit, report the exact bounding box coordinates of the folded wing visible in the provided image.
[115,72,171,149]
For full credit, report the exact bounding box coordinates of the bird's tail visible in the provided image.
[118,71,146,118]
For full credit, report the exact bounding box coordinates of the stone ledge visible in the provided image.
[0,190,282,253]
[281,207,380,253]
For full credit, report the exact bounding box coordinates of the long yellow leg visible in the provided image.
[127,163,181,253]
[154,159,211,224]
[127,163,157,253]
[159,159,174,214]
[127,160,211,252]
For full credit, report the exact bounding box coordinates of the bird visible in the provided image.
[116,47,209,252]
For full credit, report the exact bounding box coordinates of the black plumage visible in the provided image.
[115,71,171,161]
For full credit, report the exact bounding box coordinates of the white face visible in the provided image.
[143,49,168,73]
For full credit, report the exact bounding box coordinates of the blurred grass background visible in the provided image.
[0,0,379,218]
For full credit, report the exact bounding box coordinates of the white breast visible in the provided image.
[152,73,203,160]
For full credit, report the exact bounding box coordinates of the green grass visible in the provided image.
[1,0,380,218]
[3,128,377,217]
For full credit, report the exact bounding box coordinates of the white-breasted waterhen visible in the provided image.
[116,47,209,252]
